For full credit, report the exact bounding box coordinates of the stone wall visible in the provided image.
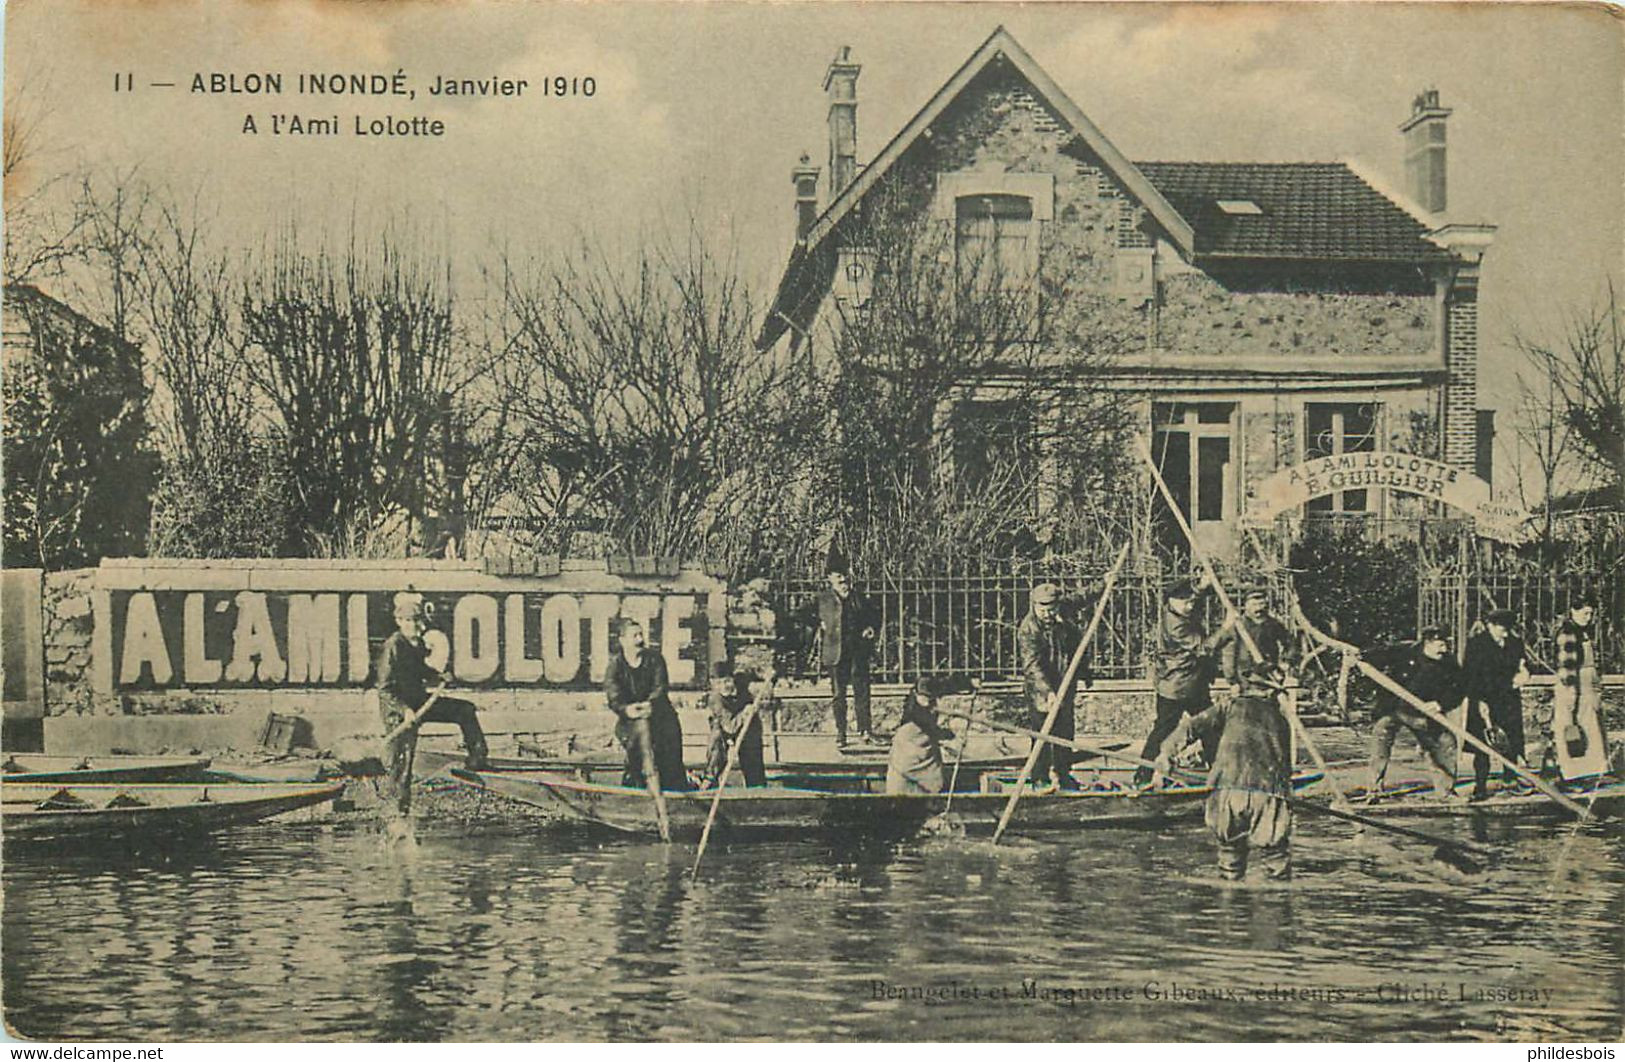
[42,568,100,716]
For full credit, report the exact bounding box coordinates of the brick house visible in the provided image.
[757,27,1496,559]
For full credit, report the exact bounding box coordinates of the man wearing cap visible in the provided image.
[1220,588,1296,687]
[1136,574,1235,786]
[1364,627,1466,801]
[702,660,771,788]
[1462,609,1530,799]
[813,551,879,747]
[1017,582,1086,789]
[604,618,689,791]
[375,592,490,815]
[1154,661,1294,880]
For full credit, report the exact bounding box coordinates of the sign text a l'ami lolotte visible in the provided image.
[97,562,723,691]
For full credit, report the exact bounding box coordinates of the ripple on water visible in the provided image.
[2,813,1620,1040]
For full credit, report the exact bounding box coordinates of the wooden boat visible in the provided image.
[1,753,213,785]
[446,765,1324,838]
[415,748,1036,792]
[1,781,347,845]
[1331,776,1625,820]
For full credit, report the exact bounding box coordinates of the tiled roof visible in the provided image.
[1134,162,1450,262]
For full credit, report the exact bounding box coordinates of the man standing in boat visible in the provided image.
[1220,587,1295,687]
[702,660,772,788]
[1017,582,1085,790]
[376,592,489,816]
[1363,626,1466,802]
[812,550,879,747]
[1136,575,1234,786]
[1552,594,1610,779]
[604,618,689,791]
[1153,661,1294,880]
[1462,608,1530,800]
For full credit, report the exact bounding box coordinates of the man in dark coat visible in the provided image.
[1220,587,1296,686]
[702,660,770,788]
[812,553,879,747]
[1136,575,1234,785]
[1016,582,1086,789]
[1154,662,1294,880]
[603,619,688,791]
[1364,626,1465,801]
[376,592,488,816]
[1462,608,1530,799]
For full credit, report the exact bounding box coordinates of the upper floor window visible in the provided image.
[1305,402,1379,514]
[955,194,1034,295]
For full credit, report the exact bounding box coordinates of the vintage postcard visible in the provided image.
[2,0,1621,1045]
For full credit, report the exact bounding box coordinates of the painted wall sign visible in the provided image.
[97,562,722,691]
[1246,450,1531,541]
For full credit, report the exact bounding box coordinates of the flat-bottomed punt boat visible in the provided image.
[2,781,347,845]
[1,753,213,785]
[448,765,1324,838]
[1335,776,1624,820]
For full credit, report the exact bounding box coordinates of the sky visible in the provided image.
[4,0,1622,484]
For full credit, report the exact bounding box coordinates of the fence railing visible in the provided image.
[1418,570,1623,674]
[770,561,1166,685]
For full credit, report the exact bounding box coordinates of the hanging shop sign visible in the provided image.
[1246,450,1532,542]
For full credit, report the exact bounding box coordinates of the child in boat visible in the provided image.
[886,676,957,795]
[702,661,770,788]
[1153,662,1293,881]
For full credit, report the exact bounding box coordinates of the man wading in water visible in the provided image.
[1154,661,1294,881]
[376,592,489,817]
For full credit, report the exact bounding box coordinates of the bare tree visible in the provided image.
[1515,283,1625,507]
[1508,363,1583,542]
[2,72,86,285]
[238,228,467,554]
[487,223,821,570]
[808,181,1143,576]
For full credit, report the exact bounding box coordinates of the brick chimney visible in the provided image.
[792,153,821,241]
[825,46,861,198]
[1399,88,1451,214]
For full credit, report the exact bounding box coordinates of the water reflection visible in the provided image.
[3,816,1621,1041]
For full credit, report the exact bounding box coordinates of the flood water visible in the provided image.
[3,795,1622,1042]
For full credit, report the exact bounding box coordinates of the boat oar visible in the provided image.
[992,541,1131,844]
[940,707,1492,872]
[633,715,672,844]
[691,701,761,879]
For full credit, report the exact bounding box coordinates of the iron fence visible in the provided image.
[1419,571,1623,674]
[770,556,1166,685]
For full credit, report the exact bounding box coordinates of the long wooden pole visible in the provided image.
[1138,444,1353,810]
[381,685,448,748]
[633,716,672,843]
[992,541,1132,844]
[691,701,761,879]
[1282,591,1590,819]
[938,707,1491,865]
